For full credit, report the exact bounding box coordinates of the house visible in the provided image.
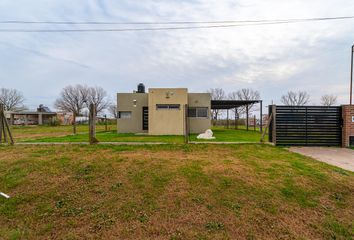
[117,84,211,135]
[7,104,57,125]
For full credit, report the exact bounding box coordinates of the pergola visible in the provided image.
[210,100,263,132]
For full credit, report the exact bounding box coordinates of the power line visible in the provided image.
[0,16,353,32]
[0,16,353,25]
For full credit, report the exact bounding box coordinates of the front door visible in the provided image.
[142,107,149,130]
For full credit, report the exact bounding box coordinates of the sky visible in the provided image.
[0,0,354,111]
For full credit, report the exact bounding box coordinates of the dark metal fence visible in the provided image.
[269,105,342,146]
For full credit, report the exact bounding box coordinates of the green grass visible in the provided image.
[11,124,117,141]
[0,144,352,239]
[190,127,264,142]
[21,131,185,143]
[17,125,264,143]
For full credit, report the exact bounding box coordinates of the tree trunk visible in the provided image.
[73,112,77,135]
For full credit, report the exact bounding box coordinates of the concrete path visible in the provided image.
[289,147,354,172]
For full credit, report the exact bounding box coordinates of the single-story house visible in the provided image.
[117,85,211,135]
[6,104,57,125]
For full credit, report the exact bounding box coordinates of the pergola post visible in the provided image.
[234,108,238,130]
[227,109,229,129]
[246,105,249,131]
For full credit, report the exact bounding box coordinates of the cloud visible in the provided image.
[0,0,354,109]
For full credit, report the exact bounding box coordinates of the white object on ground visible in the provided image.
[197,129,215,140]
[0,192,10,199]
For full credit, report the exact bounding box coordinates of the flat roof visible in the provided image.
[211,100,262,110]
[8,111,57,115]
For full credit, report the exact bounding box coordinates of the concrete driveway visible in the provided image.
[289,147,354,172]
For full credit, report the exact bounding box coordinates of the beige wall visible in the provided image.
[117,93,148,133]
[117,89,211,135]
[188,93,211,134]
[148,88,188,135]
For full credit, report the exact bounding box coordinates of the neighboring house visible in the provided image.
[6,105,56,126]
[7,104,57,125]
[117,84,211,135]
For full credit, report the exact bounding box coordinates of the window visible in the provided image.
[188,107,208,118]
[156,104,180,110]
[118,111,132,119]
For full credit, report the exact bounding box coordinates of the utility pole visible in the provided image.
[350,45,354,105]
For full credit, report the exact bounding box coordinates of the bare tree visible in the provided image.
[108,103,118,119]
[228,88,260,118]
[321,94,337,106]
[207,88,225,123]
[281,91,310,106]
[54,84,89,134]
[0,88,26,111]
[86,86,110,114]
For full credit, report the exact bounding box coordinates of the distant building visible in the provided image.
[56,112,74,125]
[7,104,57,125]
[6,104,57,125]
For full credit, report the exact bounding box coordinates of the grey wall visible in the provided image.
[117,93,148,133]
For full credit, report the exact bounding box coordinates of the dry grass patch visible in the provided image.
[0,144,353,239]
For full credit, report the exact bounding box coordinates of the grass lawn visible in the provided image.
[11,124,117,141]
[190,127,264,142]
[22,131,186,143]
[15,125,264,143]
[0,144,353,239]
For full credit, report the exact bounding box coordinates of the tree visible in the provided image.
[86,86,109,114]
[321,94,337,106]
[228,88,260,118]
[281,91,310,106]
[54,84,89,134]
[0,88,26,111]
[108,103,118,119]
[207,88,225,123]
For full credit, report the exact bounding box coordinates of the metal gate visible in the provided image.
[269,106,342,146]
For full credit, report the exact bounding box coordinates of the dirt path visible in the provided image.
[290,147,354,172]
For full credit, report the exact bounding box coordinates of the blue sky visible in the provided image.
[0,0,354,110]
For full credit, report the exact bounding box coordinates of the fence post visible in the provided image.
[89,103,98,144]
[184,104,189,144]
[72,112,77,135]
[0,105,3,143]
[260,100,263,133]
